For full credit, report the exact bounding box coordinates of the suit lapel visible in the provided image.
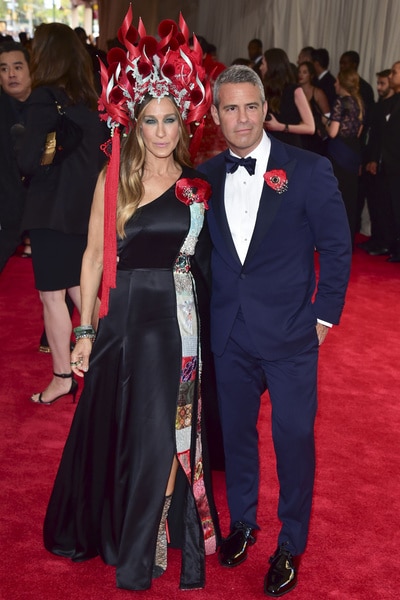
[244,139,297,265]
[209,150,242,265]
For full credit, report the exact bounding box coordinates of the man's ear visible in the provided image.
[211,104,220,126]
[262,100,268,121]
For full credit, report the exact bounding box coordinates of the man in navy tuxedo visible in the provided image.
[198,66,351,597]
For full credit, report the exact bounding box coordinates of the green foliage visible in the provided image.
[0,1,73,35]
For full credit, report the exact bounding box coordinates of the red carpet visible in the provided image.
[1,240,399,600]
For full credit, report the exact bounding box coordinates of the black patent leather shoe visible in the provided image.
[218,521,256,567]
[264,545,299,597]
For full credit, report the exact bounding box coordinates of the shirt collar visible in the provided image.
[229,131,271,160]
[227,131,270,175]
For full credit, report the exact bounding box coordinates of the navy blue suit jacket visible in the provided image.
[198,137,352,360]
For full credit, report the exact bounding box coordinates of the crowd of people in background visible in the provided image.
[244,40,400,262]
[194,36,400,260]
[2,28,400,265]
[167,31,400,262]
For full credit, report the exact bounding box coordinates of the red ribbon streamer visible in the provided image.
[99,127,120,318]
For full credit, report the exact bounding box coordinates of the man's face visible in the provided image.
[211,82,267,157]
[248,42,261,62]
[389,62,400,93]
[0,50,31,101]
[376,76,391,98]
[339,55,356,72]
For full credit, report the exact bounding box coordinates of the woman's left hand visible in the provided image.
[70,338,93,377]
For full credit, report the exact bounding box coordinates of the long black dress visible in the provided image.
[267,83,303,148]
[43,167,219,591]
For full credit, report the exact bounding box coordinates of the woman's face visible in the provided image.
[334,78,342,95]
[260,56,268,78]
[297,64,310,85]
[140,97,180,160]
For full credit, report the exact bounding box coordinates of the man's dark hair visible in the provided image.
[341,50,360,68]
[300,46,314,55]
[248,38,263,48]
[311,48,330,69]
[189,35,212,54]
[74,26,88,44]
[0,41,30,65]
[376,68,391,78]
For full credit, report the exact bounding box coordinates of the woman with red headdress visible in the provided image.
[43,8,219,591]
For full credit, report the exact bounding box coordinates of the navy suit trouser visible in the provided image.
[213,310,318,555]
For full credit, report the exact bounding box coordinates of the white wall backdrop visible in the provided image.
[195,0,400,90]
[98,0,400,93]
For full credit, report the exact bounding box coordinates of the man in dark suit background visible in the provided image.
[248,38,263,78]
[312,48,337,110]
[198,65,352,597]
[366,60,400,262]
[339,50,375,115]
[0,41,31,273]
[360,69,394,256]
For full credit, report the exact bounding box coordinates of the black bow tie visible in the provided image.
[225,154,257,175]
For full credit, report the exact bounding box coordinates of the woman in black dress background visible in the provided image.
[298,60,330,154]
[260,47,315,146]
[43,11,219,592]
[18,23,107,404]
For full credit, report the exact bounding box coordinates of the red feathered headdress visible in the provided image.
[98,6,211,133]
[98,5,212,317]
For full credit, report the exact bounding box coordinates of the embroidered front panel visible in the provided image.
[173,201,217,554]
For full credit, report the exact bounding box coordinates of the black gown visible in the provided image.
[43,167,219,591]
[267,84,303,148]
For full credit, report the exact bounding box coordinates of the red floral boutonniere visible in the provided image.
[264,169,288,194]
[175,178,211,209]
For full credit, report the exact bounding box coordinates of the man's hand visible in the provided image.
[316,323,329,345]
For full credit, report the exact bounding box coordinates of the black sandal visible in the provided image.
[30,372,78,405]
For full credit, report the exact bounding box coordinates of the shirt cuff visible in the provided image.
[317,319,333,328]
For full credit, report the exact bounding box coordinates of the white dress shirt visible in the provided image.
[225,132,270,264]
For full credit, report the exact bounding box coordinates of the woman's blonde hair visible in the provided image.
[116,95,192,237]
[337,70,364,121]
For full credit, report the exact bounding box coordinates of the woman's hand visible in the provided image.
[323,115,339,138]
[264,113,282,131]
[70,338,93,377]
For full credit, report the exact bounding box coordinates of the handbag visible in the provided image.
[40,93,83,166]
